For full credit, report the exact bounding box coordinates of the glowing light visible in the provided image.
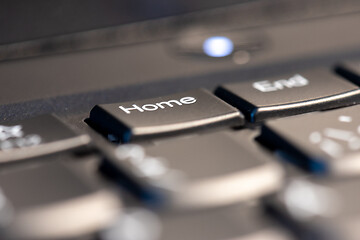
[203,36,234,57]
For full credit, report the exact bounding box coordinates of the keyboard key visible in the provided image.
[0,156,121,240]
[89,89,243,143]
[0,114,90,163]
[265,176,360,240]
[100,204,294,240]
[215,69,360,122]
[159,204,293,240]
[100,208,162,240]
[100,130,283,209]
[259,104,360,175]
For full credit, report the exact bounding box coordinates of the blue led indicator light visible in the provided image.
[203,36,234,57]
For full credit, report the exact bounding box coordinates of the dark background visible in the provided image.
[0,0,247,44]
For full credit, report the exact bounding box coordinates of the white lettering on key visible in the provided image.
[180,97,196,104]
[0,125,42,151]
[253,74,309,92]
[119,97,197,114]
[252,81,278,92]
[119,104,144,114]
[141,104,158,111]
[338,115,352,123]
[156,100,182,109]
[0,125,23,141]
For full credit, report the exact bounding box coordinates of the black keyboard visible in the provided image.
[0,61,360,240]
[2,2,360,240]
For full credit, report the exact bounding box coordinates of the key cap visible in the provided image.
[265,176,360,240]
[215,69,360,122]
[159,204,293,240]
[99,130,283,210]
[0,114,90,163]
[259,104,360,175]
[0,155,121,240]
[89,89,243,143]
[336,61,360,86]
[100,204,294,240]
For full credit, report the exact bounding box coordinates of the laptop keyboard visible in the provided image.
[0,61,360,240]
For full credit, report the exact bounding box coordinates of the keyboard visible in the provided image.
[0,60,360,240]
[2,2,360,240]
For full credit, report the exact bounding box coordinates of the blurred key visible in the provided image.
[100,130,283,209]
[0,114,90,163]
[264,176,360,240]
[215,69,360,122]
[159,204,293,240]
[100,204,294,240]
[89,89,243,143]
[0,156,121,240]
[260,104,360,175]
